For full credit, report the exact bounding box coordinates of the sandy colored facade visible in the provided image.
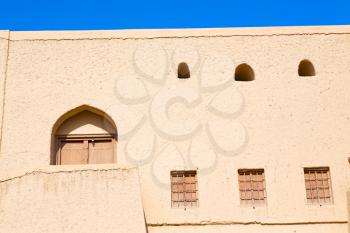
[0,26,349,233]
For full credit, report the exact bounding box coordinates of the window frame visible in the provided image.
[170,170,198,209]
[303,167,333,205]
[237,168,267,206]
[55,133,116,165]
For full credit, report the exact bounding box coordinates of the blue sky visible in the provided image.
[1,0,350,31]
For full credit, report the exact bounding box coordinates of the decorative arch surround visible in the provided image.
[235,63,255,81]
[50,105,118,165]
[298,59,316,77]
[178,62,190,79]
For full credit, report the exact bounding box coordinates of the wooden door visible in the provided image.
[88,139,114,164]
[59,140,88,165]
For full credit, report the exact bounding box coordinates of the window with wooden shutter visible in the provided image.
[53,109,118,165]
[88,139,114,164]
[57,135,115,165]
[59,140,88,165]
[304,167,332,204]
[171,170,198,208]
[238,169,266,205]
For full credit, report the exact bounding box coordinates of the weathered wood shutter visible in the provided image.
[59,140,88,165]
[88,139,114,164]
[57,136,114,165]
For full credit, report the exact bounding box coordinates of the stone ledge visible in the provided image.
[7,25,350,41]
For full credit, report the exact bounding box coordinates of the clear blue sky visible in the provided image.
[1,0,350,31]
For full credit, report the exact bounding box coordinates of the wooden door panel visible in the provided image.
[59,140,88,165]
[88,140,114,164]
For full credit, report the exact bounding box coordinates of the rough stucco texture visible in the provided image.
[0,34,9,143]
[0,166,147,233]
[348,191,350,233]
[0,27,350,232]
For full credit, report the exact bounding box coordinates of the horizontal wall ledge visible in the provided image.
[8,25,350,41]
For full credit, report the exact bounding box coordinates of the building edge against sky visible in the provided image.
[0,25,349,233]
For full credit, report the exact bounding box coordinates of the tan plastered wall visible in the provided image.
[348,191,350,233]
[0,26,349,232]
[0,165,147,233]
[0,30,9,148]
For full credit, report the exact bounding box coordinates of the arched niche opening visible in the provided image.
[235,63,255,81]
[51,105,117,165]
[298,59,316,77]
[178,62,190,79]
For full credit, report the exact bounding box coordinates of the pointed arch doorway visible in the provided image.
[52,106,117,165]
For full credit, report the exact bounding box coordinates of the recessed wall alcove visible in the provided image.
[178,62,190,79]
[235,63,255,81]
[298,59,316,77]
[50,105,117,165]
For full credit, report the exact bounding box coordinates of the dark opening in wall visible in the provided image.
[235,63,255,81]
[298,60,316,77]
[178,62,190,79]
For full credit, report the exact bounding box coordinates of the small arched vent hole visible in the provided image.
[178,62,190,79]
[235,63,255,81]
[298,60,316,77]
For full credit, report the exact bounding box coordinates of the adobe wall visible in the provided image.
[0,26,349,232]
[0,165,147,233]
[348,191,350,233]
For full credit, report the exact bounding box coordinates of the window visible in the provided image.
[178,62,190,79]
[57,136,115,165]
[304,167,332,204]
[298,59,315,76]
[171,170,198,208]
[235,63,255,81]
[52,108,117,165]
[238,169,266,205]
